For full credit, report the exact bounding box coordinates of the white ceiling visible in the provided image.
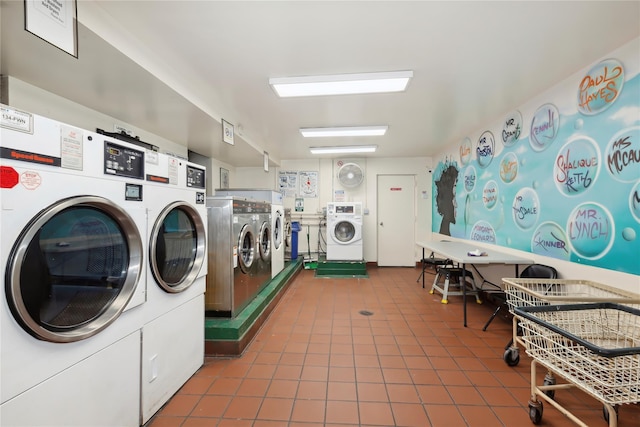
[2,1,639,167]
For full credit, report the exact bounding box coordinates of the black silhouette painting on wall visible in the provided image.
[434,163,459,236]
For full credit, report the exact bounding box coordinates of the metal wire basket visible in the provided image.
[516,302,640,406]
[503,279,640,314]
[500,279,640,368]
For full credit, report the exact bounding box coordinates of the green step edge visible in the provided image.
[315,259,368,278]
[204,258,303,341]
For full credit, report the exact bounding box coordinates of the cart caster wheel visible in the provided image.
[528,400,543,424]
[441,299,448,304]
[543,374,556,399]
[476,299,483,304]
[602,404,618,424]
[504,348,520,366]
[429,290,434,294]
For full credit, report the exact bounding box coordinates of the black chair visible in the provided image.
[481,263,558,331]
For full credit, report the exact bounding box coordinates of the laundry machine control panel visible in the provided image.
[327,202,362,217]
[186,164,206,189]
[103,141,145,180]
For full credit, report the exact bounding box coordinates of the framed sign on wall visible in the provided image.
[222,119,234,145]
[25,0,78,57]
[220,167,229,189]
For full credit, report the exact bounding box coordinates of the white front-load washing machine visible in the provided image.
[326,202,364,261]
[214,189,284,278]
[0,107,145,426]
[141,153,207,423]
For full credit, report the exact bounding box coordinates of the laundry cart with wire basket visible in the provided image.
[502,279,640,367]
[514,302,640,426]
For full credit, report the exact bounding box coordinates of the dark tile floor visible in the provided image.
[147,266,640,426]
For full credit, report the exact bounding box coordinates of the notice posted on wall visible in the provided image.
[279,171,298,198]
[299,171,318,198]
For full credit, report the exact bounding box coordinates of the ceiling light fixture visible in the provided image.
[309,145,377,155]
[270,70,413,97]
[300,126,388,138]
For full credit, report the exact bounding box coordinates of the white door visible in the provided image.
[377,175,416,266]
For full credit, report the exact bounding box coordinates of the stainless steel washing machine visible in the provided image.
[284,208,292,259]
[252,201,272,293]
[206,196,259,317]
[214,189,283,278]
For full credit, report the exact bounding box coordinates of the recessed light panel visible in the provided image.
[300,126,387,138]
[309,145,377,154]
[270,71,413,97]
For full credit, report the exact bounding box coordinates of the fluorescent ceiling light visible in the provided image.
[300,126,387,138]
[270,70,413,97]
[309,145,377,155]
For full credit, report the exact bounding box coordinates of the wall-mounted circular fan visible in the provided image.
[338,162,364,188]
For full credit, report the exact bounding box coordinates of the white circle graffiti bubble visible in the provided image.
[470,220,496,244]
[512,187,540,230]
[566,202,614,260]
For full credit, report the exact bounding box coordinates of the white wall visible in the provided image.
[4,77,188,157]
[238,156,433,262]
[232,167,278,190]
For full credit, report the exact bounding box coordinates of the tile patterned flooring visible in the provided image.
[148,266,640,427]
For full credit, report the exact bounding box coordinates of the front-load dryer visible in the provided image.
[206,196,261,317]
[214,189,284,278]
[0,107,145,426]
[141,153,207,423]
[326,202,364,261]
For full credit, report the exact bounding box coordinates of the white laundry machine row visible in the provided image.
[141,152,207,424]
[214,189,284,278]
[0,106,145,426]
[326,202,364,261]
[206,196,271,317]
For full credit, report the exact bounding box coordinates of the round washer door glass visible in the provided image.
[237,224,255,274]
[273,213,282,250]
[5,196,143,343]
[258,222,271,261]
[284,220,292,249]
[334,221,356,243]
[150,202,206,293]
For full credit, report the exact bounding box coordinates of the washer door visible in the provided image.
[237,224,255,274]
[5,196,143,343]
[149,201,207,293]
[273,211,283,251]
[284,219,292,250]
[258,221,272,261]
[332,220,356,244]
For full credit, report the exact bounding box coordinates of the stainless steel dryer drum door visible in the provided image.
[149,201,207,293]
[333,220,356,244]
[258,221,272,262]
[237,224,255,274]
[5,196,143,343]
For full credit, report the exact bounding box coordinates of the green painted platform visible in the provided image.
[204,259,303,356]
[314,256,368,278]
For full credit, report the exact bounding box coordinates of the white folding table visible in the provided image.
[417,240,534,326]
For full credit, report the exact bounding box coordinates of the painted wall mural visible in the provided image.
[433,46,640,276]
